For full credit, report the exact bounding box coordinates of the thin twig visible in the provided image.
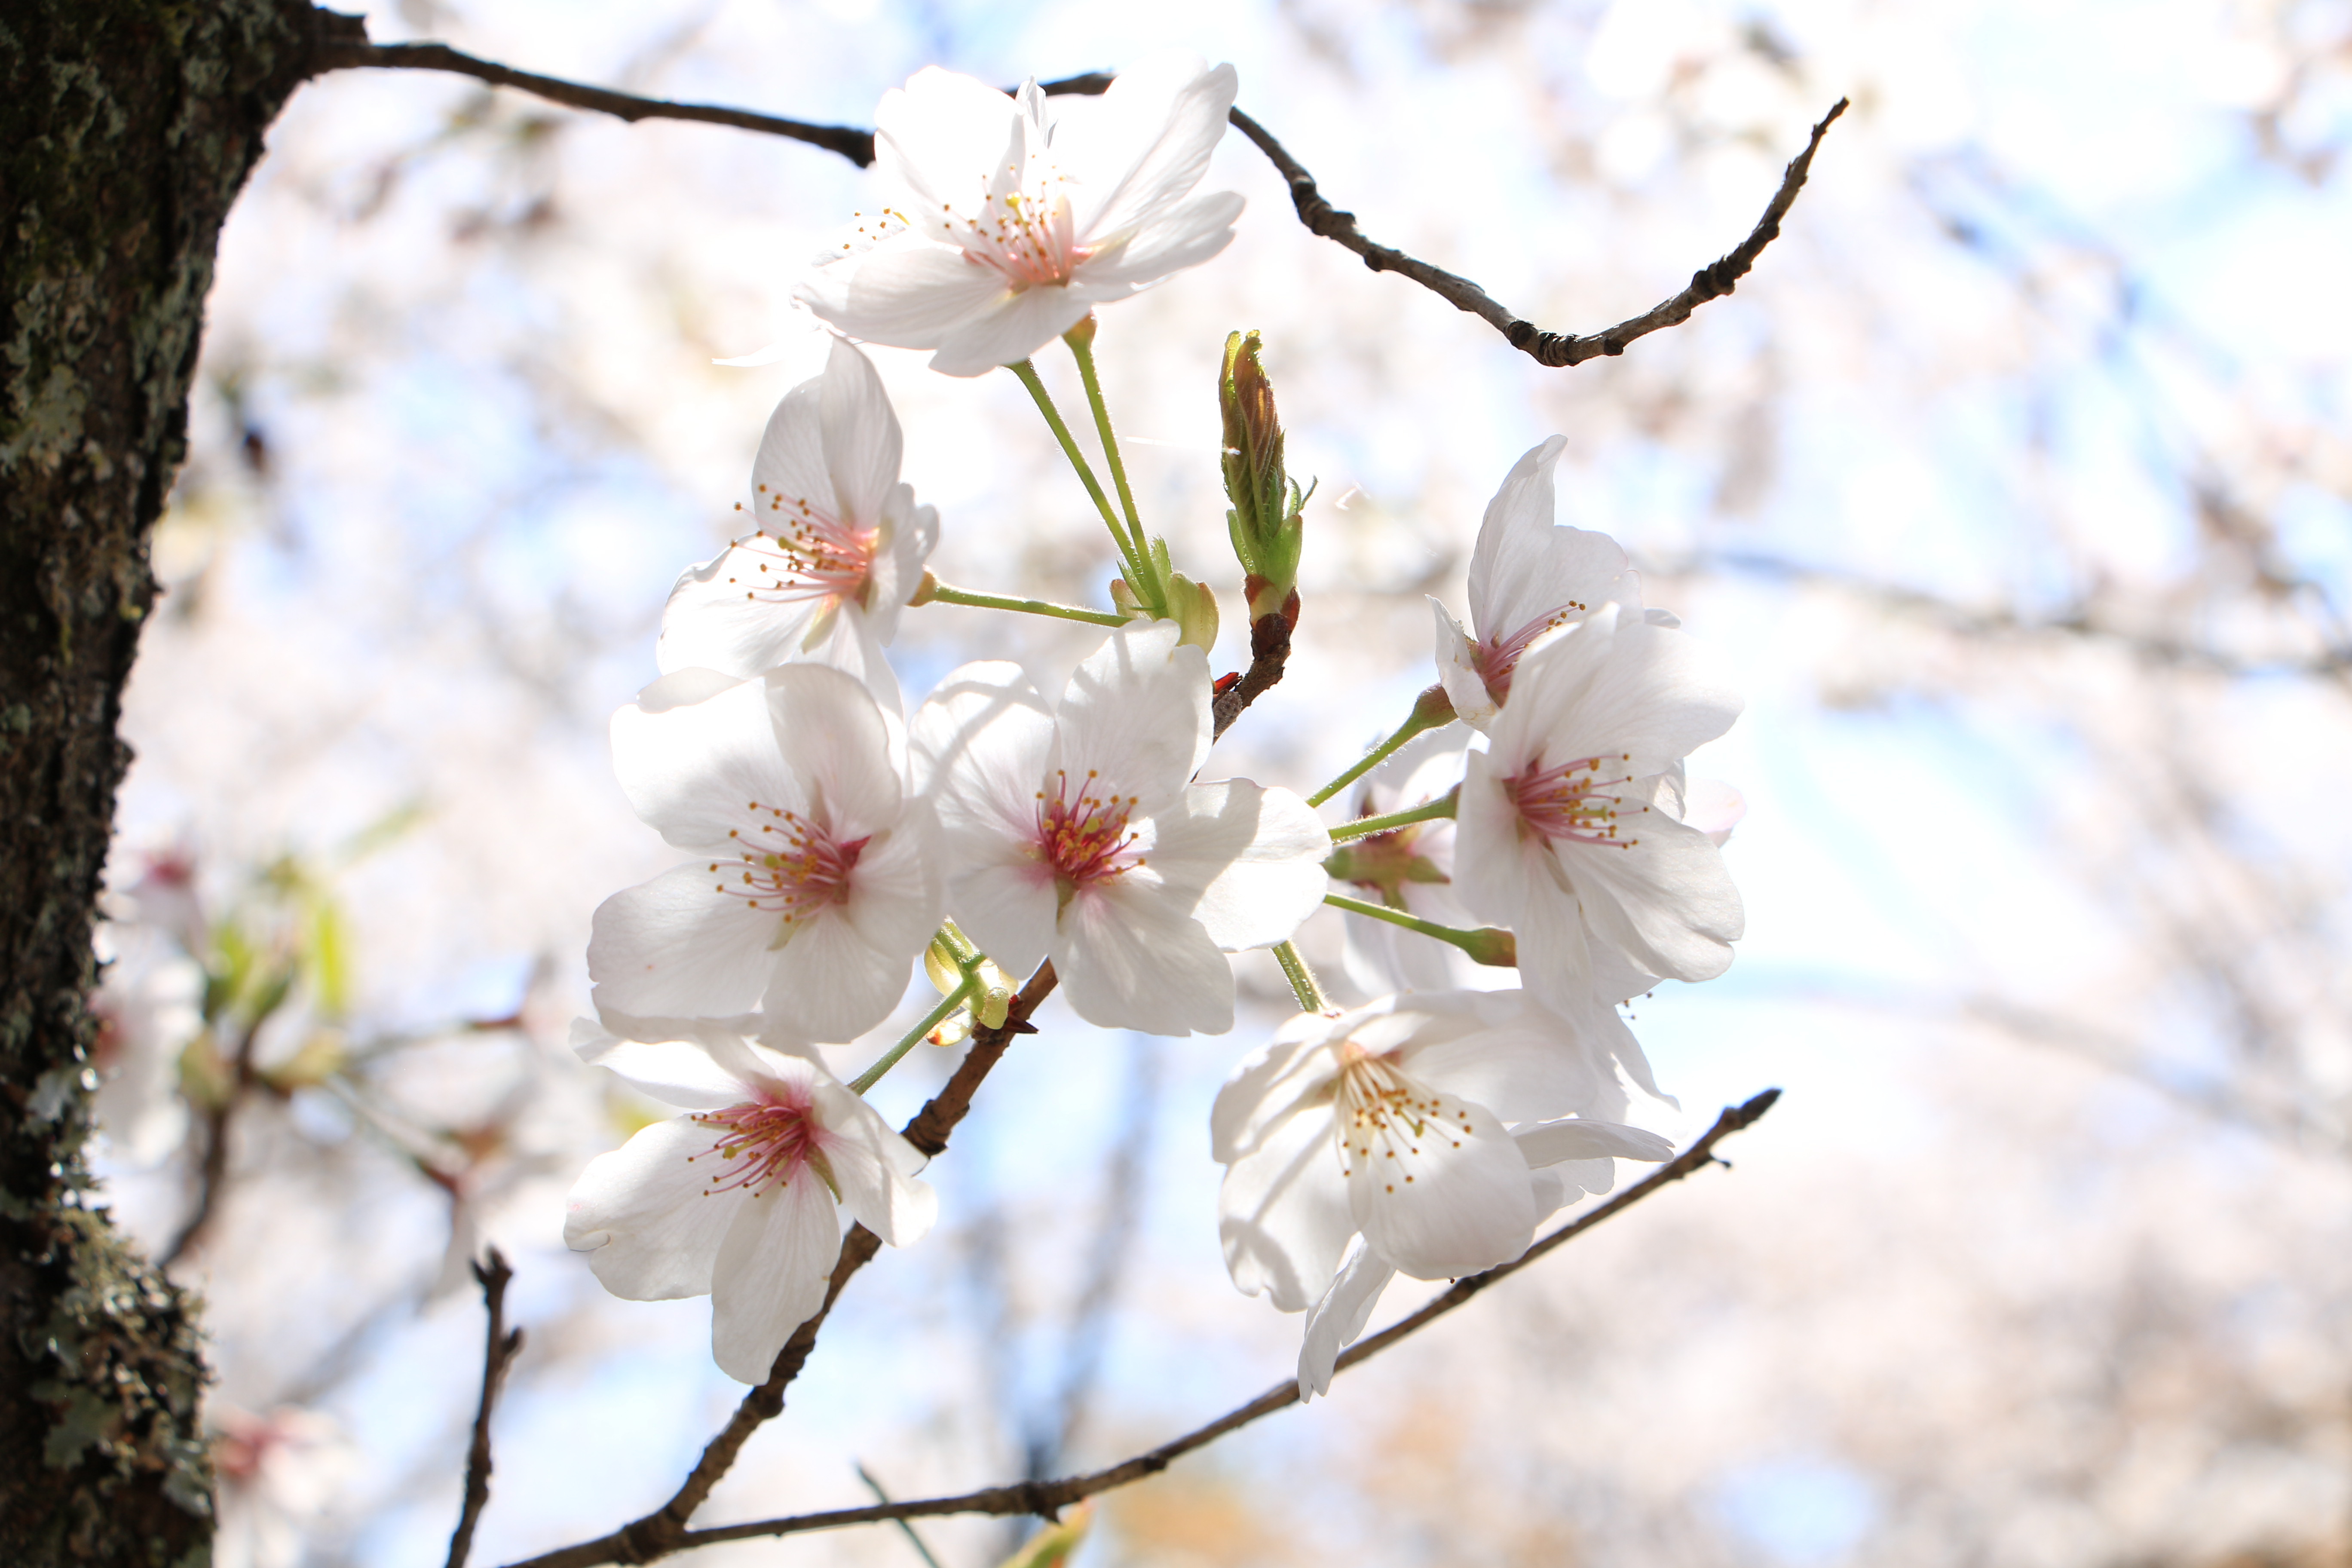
[304,22,1844,371]
[595,1089,1782,1557]
[160,1015,267,1266]
[503,963,1059,1568]
[447,1247,527,1568]
[856,1464,947,1568]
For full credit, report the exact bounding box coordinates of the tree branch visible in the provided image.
[447,1246,527,1568]
[607,1089,1782,1557]
[303,16,1843,371]
[503,962,1059,1568]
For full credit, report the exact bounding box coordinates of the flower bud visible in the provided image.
[1220,331,1306,625]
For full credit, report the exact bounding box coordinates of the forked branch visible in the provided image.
[305,17,1844,370]
[447,1247,526,1568]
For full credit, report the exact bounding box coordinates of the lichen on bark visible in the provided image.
[0,3,330,1561]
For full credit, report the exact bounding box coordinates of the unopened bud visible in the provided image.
[1220,331,1307,624]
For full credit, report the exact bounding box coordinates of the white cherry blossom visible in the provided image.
[1453,603,1746,1026]
[587,664,942,1042]
[1214,990,1628,1314]
[1296,1115,1673,1399]
[660,338,936,711]
[564,1023,935,1383]
[799,58,1244,376]
[912,622,1326,1035]
[1430,435,1660,732]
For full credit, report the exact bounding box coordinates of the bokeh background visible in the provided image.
[89,0,2352,1563]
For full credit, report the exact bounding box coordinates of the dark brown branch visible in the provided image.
[504,962,1060,1568]
[1212,609,1293,738]
[307,36,881,163]
[628,1089,1783,1556]
[1232,97,1847,367]
[447,1247,527,1568]
[303,16,1843,370]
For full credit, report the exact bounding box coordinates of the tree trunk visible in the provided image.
[0,3,338,1560]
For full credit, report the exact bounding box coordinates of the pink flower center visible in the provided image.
[948,177,1093,290]
[1035,768,1141,898]
[709,800,869,930]
[689,1091,832,1198]
[1473,601,1586,704]
[726,485,880,611]
[1506,752,1642,849]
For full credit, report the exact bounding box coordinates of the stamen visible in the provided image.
[1034,768,1141,893]
[1506,752,1643,849]
[686,1093,829,1197]
[708,798,869,926]
[1332,1044,1474,1191]
[718,492,878,613]
[1474,601,1587,704]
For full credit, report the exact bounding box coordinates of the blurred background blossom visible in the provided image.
[96,0,2352,1563]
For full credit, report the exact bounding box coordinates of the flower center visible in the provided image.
[1035,768,1141,899]
[1323,820,1447,908]
[1473,601,1586,705]
[1506,752,1642,849]
[708,800,869,933]
[946,165,1093,291]
[1332,1044,1474,1194]
[725,486,880,611]
[688,1093,833,1198]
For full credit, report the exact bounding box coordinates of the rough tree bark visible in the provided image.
[0,3,336,1560]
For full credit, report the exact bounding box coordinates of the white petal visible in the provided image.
[1054,622,1212,810]
[761,905,918,1046]
[1501,607,1743,780]
[576,1036,750,1110]
[1512,1117,1676,1167]
[912,660,1054,832]
[1072,191,1244,291]
[1218,1089,1354,1312]
[926,282,1096,376]
[588,862,782,1017]
[1055,874,1234,1035]
[1561,810,1743,983]
[611,677,804,851]
[1068,58,1237,240]
[943,858,1059,984]
[1394,991,1605,1123]
[812,1079,938,1246]
[1347,1090,1536,1281]
[1157,781,1329,950]
[819,337,902,527]
[1298,1236,1393,1401]
[1466,438,1639,646]
[761,664,902,838]
[864,490,940,644]
[709,1176,842,1383]
[564,1118,744,1300]
[800,238,1014,351]
[748,375,836,523]
[1210,1012,1341,1162]
[873,69,1021,222]
[1430,597,1497,731]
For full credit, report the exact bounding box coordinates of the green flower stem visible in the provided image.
[851,974,977,1096]
[1007,357,1150,585]
[1308,703,1455,808]
[1272,940,1331,1013]
[1321,891,1518,968]
[925,581,1127,628]
[1325,790,1459,844]
[1064,327,1151,571]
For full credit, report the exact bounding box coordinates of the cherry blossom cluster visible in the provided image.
[559,55,1747,1396]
